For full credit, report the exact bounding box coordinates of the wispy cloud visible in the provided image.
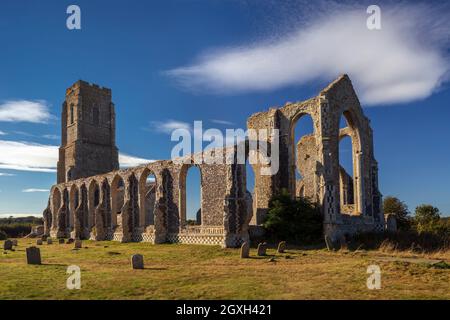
[0,100,54,123]
[166,2,450,105]
[0,130,6,135]
[22,188,49,193]
[149,120,192,134]
[0,172,15,177]
[210,119,235,126]
[42,134,59,140]
[119,153,154,168]
[0,140,152,172]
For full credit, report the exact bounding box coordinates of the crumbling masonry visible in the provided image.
[43,75,384,247]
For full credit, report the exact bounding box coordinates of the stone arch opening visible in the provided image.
[69,185,79,229]
[139,168,157,227]
[127,174,140,230]
[52,188,62,229]
[111,175,125,227]
[338,110,362,214]
[179,164,202,226]
[88,180,100,232]
[101,179,111,228]
[63,188,70,232]
[290,112,316,200]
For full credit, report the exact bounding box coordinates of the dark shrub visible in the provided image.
[0,230,7,240]
[263,189,323,244]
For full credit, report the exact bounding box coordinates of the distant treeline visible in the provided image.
[0,216,43,239]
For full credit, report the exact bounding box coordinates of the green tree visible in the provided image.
[414,204,441,234]
[263,189,323,244]
[383,196,410,230]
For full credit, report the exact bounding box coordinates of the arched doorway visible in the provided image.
[139,169,157,228]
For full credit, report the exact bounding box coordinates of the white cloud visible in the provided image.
[0,100,53,123]
[0,140,152,172]
[149,120,192,134]
[42,134,59,140]
[0,172,15,176]
[22,188,49,193]
[0,130,6,135]
[210,119,235,126]
[166,2,450,105]
[119,153,154,168]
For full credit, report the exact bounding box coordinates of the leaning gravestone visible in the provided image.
[324,235,333,251]
[26,247,41,265]
[3,240,13,251]
[277,241,286,253]
[240,242,250,258]
[74,240,82,249]
[131,254,144,269]
[36,239,43,245]
[47,238,53,245]
[58,238,65,244]
[257,242,267,256]
[12,239,18,246]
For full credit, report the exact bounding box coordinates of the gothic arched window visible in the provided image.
[70,104,74,124]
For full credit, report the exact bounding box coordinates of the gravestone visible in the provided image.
[12,239,18,246]
[325,235,333,251]
[74,240,82,249]
[26,247,41,265]
[240,242,250,258]
[47,238,53,245]
[66,238,74,244]
[36,239,43,245]
[131,254,144,269]
[339,235,348,251]
[59,238,65,244]
[257,242,267,256]
[41,235,48,241]
[3,240,13,251]
[277,241,286,253]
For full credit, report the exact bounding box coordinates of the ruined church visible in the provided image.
[43,75,385,247]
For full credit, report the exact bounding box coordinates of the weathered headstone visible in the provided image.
[36,239,43,245]
[324,235,333,251]
[240,242,250,258]
[74,240,82,249]
[41,235,48,241]
[257,242,267,256]
[277,241,286,253]
[3,240,13,250]
[66,238,74,244]
[12,239,18,246]
[26,247,41,265]
[47,238,53,245]
[58,238,65,244]
[131,254,144,269]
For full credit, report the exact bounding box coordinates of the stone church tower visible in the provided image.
[57,80,119,183]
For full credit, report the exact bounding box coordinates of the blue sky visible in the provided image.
[0,0,449,218]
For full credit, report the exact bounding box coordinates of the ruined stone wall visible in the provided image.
[46,75,383,247]
[247,75,384,240]
[46,147,251,248]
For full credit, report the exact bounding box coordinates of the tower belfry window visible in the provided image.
[70,104,74,124]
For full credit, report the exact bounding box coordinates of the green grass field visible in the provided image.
[1,239,449,300]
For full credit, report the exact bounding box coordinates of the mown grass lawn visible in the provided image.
[0,239,449,300]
